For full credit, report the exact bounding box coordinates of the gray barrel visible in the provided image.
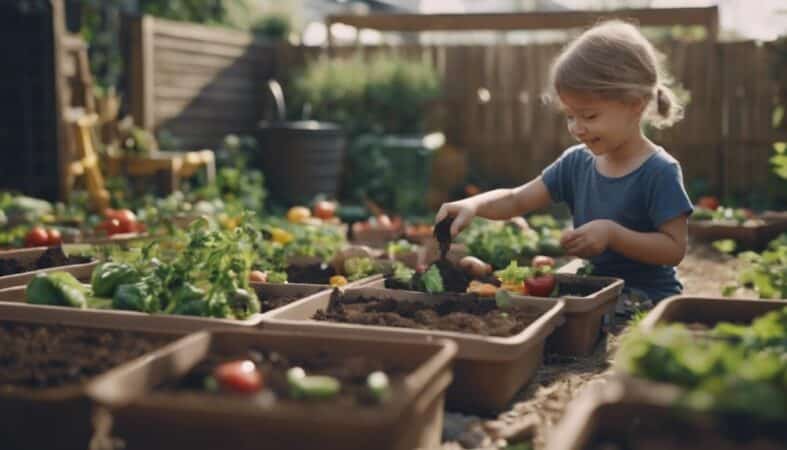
[256,120,346,205]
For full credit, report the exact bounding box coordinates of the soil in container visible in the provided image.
[587,408,787,450]
[286,263,336,284]
[159,347,406,407]
[259,295,310,313]
[0,247,91,277]
[314,290,541,337]
[0,323,172,389]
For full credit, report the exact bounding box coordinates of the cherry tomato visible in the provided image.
[25,227,50,247]
[696,196,720,211]
[214,360,263,394]
[313,201,337,220]
[46,228,62,246]
[249,270,268,283]
[525,275,557,297]
[96,218,124,236]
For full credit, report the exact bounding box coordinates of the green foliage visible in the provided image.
[420,264,445,294]
[616,308,787,421]
[460,220,554,269]
[771,142,787,180]
[494,260,532,284]
[291,54,441,135]
[28,216,262,320]
[732,235,787,299]
[343,133,439,217]
[343,257,379,281]
[251,13,291,41]
[392,261,415,284]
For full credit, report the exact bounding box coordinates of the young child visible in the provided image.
[436,21,693,309]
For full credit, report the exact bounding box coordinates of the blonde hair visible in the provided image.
[545,20,683,129]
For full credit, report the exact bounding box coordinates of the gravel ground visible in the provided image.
[439,241,749,450]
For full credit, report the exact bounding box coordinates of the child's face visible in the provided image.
[558,90,644,156]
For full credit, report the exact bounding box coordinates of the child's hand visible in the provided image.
[435,200,478,236]
[560,220,614,258]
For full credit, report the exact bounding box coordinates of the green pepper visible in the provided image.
[169,282,205,310]
[113,282,155,312]
[91,262,141,297]
[172,299,208,316]
[26,272,88,308]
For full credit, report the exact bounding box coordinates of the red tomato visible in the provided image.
[214,360,263,393]
[531,255,555,269]
[249,270,268,283]
[25,227,50,247]
[46,228,62,246]
[696,196,720,211]
[104,209,138,233]
[96,218,124,236]
[313,201,337,220]
[525,275,556,297]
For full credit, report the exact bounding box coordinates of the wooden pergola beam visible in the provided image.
[327,6,719,44]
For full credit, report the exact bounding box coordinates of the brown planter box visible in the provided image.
[0,246,98,289]
[543,274,624,356]
[252,281,330,317]
[688,213,787,250]
[0,302,188,450]
[88,329,457,450]
[0,284,265,332]
[264,287,565,414]
[360,274,622,357]
[548,375,787,450]
[640,295,787,330]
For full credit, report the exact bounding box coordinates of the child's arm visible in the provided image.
[560,215,688,266]
[435,177,552,236]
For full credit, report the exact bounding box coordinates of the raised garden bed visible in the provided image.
[0,284,266,332]
[89,329,456,450]
[640,295,787,330]
[0,302,184,450]
[542,274,624,356]
[264,287,565,414]
[373,269,623,357]
[688,212,787,250]
[547,376,787,450]
[252,281,329,315]
[0,246,97,289]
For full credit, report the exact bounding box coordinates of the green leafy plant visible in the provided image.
[291,54,441,135]
[616,307,787,422]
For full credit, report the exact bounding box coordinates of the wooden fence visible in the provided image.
[128,16,786,197]
[128,16,276,149]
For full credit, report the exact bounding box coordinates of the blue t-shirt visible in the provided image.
[542,144,693,301]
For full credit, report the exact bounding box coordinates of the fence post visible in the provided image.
[129,15,155,130]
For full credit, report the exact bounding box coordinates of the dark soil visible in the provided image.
[162,347,405,406]
[314,289,542,337]
[285,263,336,285]
[588,411,787,450]
[556,278,612,297]
[259,296,302,313]
[0,247,92,277]
[0,323,172,389]
[433,217,454,260]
